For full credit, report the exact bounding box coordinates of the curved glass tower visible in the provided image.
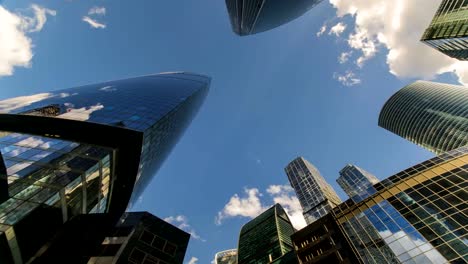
[215,249,237,264]
[225,0,323,36]
[0,72,209,263]
[237,204,295,264]
[379,80,468,154]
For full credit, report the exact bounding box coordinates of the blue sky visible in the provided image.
[0,0,465,263]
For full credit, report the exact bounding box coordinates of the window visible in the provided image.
[164,242,177,256]
[140,230,154,245]
[152,235,165,250]
[129,248,146,263]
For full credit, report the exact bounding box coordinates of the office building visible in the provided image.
[421,0,468,60]
[215,249,237,264]
[237,204,295,264]
[0,72,210,263]
[225,0,323,36]
[285,157,342,224]
[333,146,468,263]
[291,213,359,264]
[35,211,190,264]
[379,80,468,154]
[337,164,380,202]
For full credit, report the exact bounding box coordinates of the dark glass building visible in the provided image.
[333,146,468,263]
[291,213,359,264]
[32,211,190,264]
[0,72,210,263]
[421,0,468,60]
[379,80,468,155]
[285,157,342,224]
[225,0,323,36]
[237,204,295,264]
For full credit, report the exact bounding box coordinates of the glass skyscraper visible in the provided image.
[215,249,237,264]
[337,164,380,202]
[333,146,468,263]
[237,204,295,264]
[0,72,210,263]
[421,0,468,60]
[225,0,323,36]
[379,80,468,155]
[285,157,342,224]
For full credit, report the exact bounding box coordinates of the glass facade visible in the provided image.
[285,157,342,224]
[225,0,323,36]
[337,164,380,202]
[215,249,237,264]
[237,204,295,264]
[334,146,468,263]
[0,72,210,263]
[379,80,468,155]
[421,0,468,60]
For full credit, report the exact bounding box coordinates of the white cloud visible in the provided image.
[186,257,198,264]
[316,25,327,37]
[0,92,54,113]
[60,103,104,121]
[88,6,106,16]
[329,22,346,36]
[338,51,352,64]
[334,71,361,86]
[329,0,468,85]
[0,5,55,77]
[99,85,116,92]
[215,188,264,225]
[216,185,307,230]
[164,215,205,242]
[82,16,106,29]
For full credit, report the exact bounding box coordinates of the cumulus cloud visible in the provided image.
[82,16,106,29]
[216,185,307,229]
[316,25,327,37]
[334,71,361,86]
[338,51,352,64]
[329,0,468,85]
[88,6,106,16]
[0,92,54,113]
[329,22,346,36]
[215,188,264,225]
[186,257,198,264]
[0,5,55,77]
[164,215,205,242]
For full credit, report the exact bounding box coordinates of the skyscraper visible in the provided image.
[333,146,468,263]
[421,0,468,60]
[225,0,323,36]
[285,157,342,224]
[237,204,295,264]
[0,72,210,263]
[379,80,468,154]
[337,164,379,202]
[215,249,237,264]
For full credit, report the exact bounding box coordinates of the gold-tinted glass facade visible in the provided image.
[334,146,468,263]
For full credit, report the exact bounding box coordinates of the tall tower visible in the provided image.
[215,249,237,264]
[379,80,468,154]
[337,164,379,202]
[237,204,295,264]
[285,157,341,224]
[0,72,210,263]
[421,0,468,60]
[225,0,323,36]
